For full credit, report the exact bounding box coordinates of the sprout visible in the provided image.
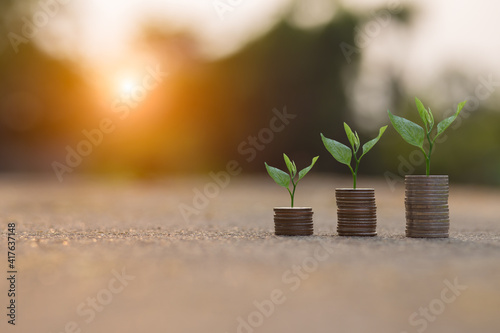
[321,123,387,189]
[388,97,467,175]
[265,154,319,207]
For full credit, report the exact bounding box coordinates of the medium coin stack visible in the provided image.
[335,189,377,237]
[274,207,313,236]
[405,175,449,238]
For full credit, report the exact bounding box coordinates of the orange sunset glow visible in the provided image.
[0,0,499,181]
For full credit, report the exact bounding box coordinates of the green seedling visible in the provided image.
[321,123,387,189]
[265,154,319,207]
[388,97,467,176]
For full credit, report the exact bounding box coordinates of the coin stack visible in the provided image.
[274,207,313,236]
[405,175,449,238]
[335,189,377,236]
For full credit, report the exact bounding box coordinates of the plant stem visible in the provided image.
[288,176,297,207]
[426,132,434,176]
[349,153,361,189]
[426,145,433,176]
[347,164,355,189]
[287,187,293,208]
[353,158,361,189]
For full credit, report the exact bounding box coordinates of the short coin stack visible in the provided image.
[405,175,449,238]
[335,189,377,236]
[274,207,313,236]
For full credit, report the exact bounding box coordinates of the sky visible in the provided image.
[32,0,292,64]
[29,0,499,67]
[16,0,500,111]
[344,0,500,127]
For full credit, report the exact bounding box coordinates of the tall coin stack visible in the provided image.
[335,189,377,236]
[405,175,449,238]
[274,207,313,236]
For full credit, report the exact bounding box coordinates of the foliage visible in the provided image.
[321,123,387,188]
[265,154,319,207]
[388,97,466,175]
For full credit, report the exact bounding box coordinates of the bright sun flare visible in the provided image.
[120,79,136,95]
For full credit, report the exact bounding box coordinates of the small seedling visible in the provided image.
[265,154,319,207]
[321,123,387,189]
[388,97,467,176]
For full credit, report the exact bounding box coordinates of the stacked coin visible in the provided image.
[405,175,449,238]
[335,189,377,236]
[274,207,313,236]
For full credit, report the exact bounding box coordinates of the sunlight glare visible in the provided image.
[120,78,136,95]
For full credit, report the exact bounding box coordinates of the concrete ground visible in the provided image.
[1,174,500,333]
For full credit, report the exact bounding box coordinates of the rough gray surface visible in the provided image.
[1,175,500,333]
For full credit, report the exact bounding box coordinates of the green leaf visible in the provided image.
[321,133,352,166]
[361,125,388,158]
[265,163,290,188]
[426,107,434,131]
[415,97,428,128]
[343,123,357,151]
[283,153,295,177]
[434,100,467,141]
[298,156,319,181]
[388,111,425,148]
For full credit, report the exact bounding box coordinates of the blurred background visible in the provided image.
[0,0,499,185]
